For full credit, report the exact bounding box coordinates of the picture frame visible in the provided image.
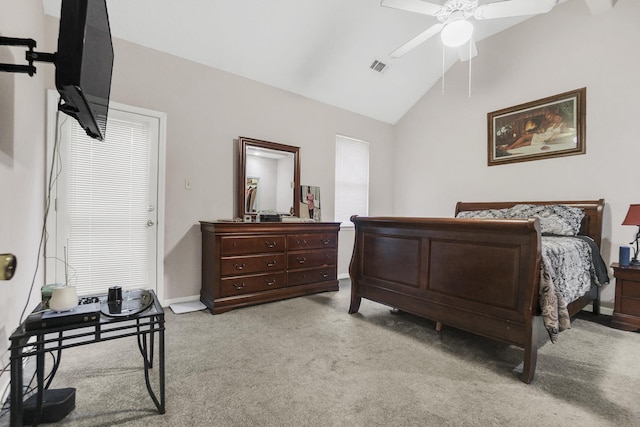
[300,185,321,221]
[488,88,586,166]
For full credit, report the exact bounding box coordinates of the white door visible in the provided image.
[46,93,165,298]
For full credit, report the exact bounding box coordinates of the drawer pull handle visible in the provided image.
[234,263,246,270]
[297,239,307,246]
[320,271,329,278]
[265,241,277,248]
[265,278,276,286]
[233,282,246,290]
[296,257,307,264]
[321,239,330,245]
[265,260,277,267]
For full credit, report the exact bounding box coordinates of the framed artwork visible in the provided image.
[488,88,586,166]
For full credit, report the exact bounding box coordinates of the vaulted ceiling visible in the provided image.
[42,0,612,124]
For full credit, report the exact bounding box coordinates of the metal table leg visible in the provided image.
[9,339,24,427]
[136,314,165,414]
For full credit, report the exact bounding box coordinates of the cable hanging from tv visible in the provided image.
[0,36,56,76]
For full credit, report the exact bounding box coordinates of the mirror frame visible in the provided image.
[238,136,300,218]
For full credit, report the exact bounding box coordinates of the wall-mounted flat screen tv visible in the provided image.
[55,0,113,141]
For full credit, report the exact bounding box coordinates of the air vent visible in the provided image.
[370,60,387,73]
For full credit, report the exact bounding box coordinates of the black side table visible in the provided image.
[9,290,165,426]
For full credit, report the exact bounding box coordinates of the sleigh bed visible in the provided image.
[348,199,608,383]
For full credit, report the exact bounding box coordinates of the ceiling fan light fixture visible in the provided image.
[440,19,473,48]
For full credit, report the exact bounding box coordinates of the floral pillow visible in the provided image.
[456,208,510,219]
[507,204,584,236]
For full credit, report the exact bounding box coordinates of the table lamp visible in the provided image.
[622,204,640,265]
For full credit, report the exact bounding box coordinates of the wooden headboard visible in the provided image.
[455,199,605,249]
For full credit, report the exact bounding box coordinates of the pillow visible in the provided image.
[507,204,584,236]
[456,208,510,219]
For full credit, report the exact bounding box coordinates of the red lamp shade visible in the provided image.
[622,204,640,226]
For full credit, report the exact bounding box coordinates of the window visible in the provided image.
[335,135,369,226]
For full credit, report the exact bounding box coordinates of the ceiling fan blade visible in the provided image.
[474,0,558,20]
[389,23,444,58]
[380,0,442,16]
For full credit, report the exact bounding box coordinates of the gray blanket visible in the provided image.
[539,235,609,343]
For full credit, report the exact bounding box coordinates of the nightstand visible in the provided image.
[611,262,640,331]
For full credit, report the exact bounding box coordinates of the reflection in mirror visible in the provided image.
[238,137,300,218]
[245,148,294,213]
[245,177,260,213]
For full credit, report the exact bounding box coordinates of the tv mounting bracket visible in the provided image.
[0,36,56,76]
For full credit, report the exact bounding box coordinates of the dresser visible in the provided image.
[200,221,340,314]
[611,262,640,331]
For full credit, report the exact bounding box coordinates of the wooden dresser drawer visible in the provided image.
[288,266,337,287]
[287,233,337,251]
[287,250,336,269]
[220,272,285,297]
[621,280,640,299]
[221,254,286,277]
[220,235,286,255]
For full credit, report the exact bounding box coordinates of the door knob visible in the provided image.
[0,253,17,280]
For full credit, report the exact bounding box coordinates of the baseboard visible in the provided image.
[584,303,613,316]
[338,273,349,280]
[162,294,200,307]
[601,306,613,316]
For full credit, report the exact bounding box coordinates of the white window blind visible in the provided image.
[335,135,369,226]
[65,117,151,295]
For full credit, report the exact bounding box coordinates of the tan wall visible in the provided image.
[41,16,395,301]
[392,0,640,309]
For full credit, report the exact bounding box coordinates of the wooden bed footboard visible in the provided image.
[348,199,604,383]
[348,216,544,382]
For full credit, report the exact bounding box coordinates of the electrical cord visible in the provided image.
[0,358,11,420]
[22,351,58,396]
[19,107,65,324]
[0,349,59,420]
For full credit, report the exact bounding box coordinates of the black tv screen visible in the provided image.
[55,0,113,141]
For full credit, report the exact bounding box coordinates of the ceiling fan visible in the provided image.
[382,0,559,58]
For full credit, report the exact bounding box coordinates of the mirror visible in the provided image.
[238,137,300,218]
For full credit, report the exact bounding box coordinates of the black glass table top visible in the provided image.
[101,289,154,318]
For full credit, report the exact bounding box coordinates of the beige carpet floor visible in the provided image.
[2,279,639,426]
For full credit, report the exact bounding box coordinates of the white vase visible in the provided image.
[49,286,78,312]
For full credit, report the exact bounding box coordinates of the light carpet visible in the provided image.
[2,279,639,427]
